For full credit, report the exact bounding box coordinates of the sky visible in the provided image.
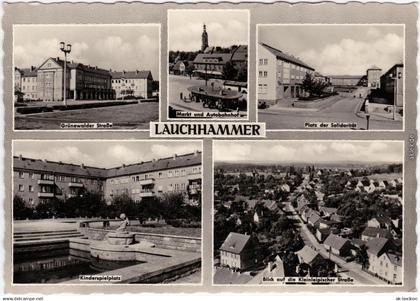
[259,25,404,75]
[214,141,403,164]
[14,25,160,78]
[168,10,248,51]
[13,141,201,169]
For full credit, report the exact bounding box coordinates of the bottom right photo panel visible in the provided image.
[213,140,403,286]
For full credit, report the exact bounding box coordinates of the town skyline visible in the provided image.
[168,10,248,51]
[13,141,202,169]
[14,24,160,78]
[259,25,404,76]
[214,141,403,164]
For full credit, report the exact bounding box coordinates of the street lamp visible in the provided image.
[60,42,72,106]
[389,71,402,121]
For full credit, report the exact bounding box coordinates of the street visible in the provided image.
[283,201,386,285]
[169,74,247,118]
[259,95,403,130]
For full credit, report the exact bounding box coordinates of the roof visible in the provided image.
[110,70,152,80]
[13,152,202,179]
[366,237,389,256]
[371,216,393,226]
[362,227,393,239]
[260,43,314,71]
[308,211,321,225]
[106,152,202,178]
[172,61,185,71]
[220,232,251,254]
[296,246,321,264]
[329,75,364,79]
[324,234,349,250]
[193,53,232,65]
[230,45,248,62]
[319,206,338,215]
[48,57,111,76]
[223,80,247,88]
[351,238,366,248]
[19,68,37,77]
[386,253,402,267]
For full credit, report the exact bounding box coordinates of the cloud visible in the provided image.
[214,141,402,164]
[150,143,201,158]
[299,33,404,75]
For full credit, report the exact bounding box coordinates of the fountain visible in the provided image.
[90,214,155,261]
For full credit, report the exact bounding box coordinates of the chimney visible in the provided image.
[56,57,60,61]
[19,154,22,160]
[268,262,272,272]
[136,70,139,74]
[173,154,177,160]
[152,158,156,163]
[59,161,62,164]
[123,70,126,74]
[122,164,126,168]
[81,163,85,169]
[194,150,199,156]
[43,159,47,163]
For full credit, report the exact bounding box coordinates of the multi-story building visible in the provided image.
[258,43,315,104]
[111,70,154,99]
[328,75,365,87]
[13,151,202,208]
[367,65,382,88]
[17,57,115,102]
[380,63,404,107]
[15,67,38,101]
[219,232,254,270]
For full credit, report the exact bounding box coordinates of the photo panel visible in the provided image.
[257,24,405,131]
[12,140,203,285]
[167,9,250,120]
[13,24,160,131]
[213,140,404,286]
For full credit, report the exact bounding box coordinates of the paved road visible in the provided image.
[283,202,386,285]
[259,95,402,130]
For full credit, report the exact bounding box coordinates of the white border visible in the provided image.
[255,24,406,132]
[12,23,162,132]
[166,9,251,122]
[211,139,405,287]
[10,139,204,286]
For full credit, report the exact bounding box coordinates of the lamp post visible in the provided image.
[389,71,402,121]
[60,42,72,106]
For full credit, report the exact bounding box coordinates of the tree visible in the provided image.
[185,64,195,79]
[13,195,31,220]
[236,64,247,82]
[356,244,369,269]
[222,61,237,80]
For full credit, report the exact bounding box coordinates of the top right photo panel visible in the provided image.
[257,24,404,131]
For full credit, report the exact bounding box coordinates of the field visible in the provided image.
[15,102,159,130]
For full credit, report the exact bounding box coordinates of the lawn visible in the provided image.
[15,102,159,130]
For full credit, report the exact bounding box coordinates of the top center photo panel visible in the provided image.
[167,9,250,120]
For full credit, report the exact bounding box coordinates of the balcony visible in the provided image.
[37,179,55,185]
[38,192,54,198]
[139,179,155,186]
[187,174,201,181]
[68,182,84,188]
[140,190,155,197]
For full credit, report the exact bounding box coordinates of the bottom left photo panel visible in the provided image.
[11,139,203,285]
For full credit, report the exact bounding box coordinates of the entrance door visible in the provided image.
[43,71,55,101]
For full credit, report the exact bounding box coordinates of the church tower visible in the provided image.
[201,23,209,52]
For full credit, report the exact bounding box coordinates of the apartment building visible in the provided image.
[111,70,153,99]
[380,63,404,107]
[13,151,202,208]
[258,43,315,104]
[15,67,38,101]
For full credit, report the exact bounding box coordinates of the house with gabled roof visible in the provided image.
[323,234,351,256]
[220,232,255,270]
[361,227,393,242]
[296,246,324,266]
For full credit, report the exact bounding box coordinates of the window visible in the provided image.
[263,59,268,65]
[29,185,34,192]
[29,172,33,179]
[18,185,24,192]
[19,172,24,179]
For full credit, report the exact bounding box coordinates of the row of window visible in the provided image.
[109,167,201,185]
[112,79,146,84]
[17,171,98,185]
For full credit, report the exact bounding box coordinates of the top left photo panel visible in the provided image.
[13,24,160,131]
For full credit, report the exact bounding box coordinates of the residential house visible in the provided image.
[219,232,255,270]
[296,246,324,267]
[324,234,351,257]
[361,227,393,242]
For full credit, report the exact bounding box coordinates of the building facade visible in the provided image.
[15,67,38,101]
[36,57,114,101]
[13,152,202,208]
[111,70,153,99]
[367,65,382,88]
[219,232,254,270]
[329,75,364,87]
[380,63,404,107]
[258,43,315,104]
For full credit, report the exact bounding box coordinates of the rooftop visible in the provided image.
[260,43,315,71]
[366,237,390,256]
[13,151,202,179]
[324,234,349,250]
[296,246,321,264]
[110,70,152,80]
[220,232,251,254]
